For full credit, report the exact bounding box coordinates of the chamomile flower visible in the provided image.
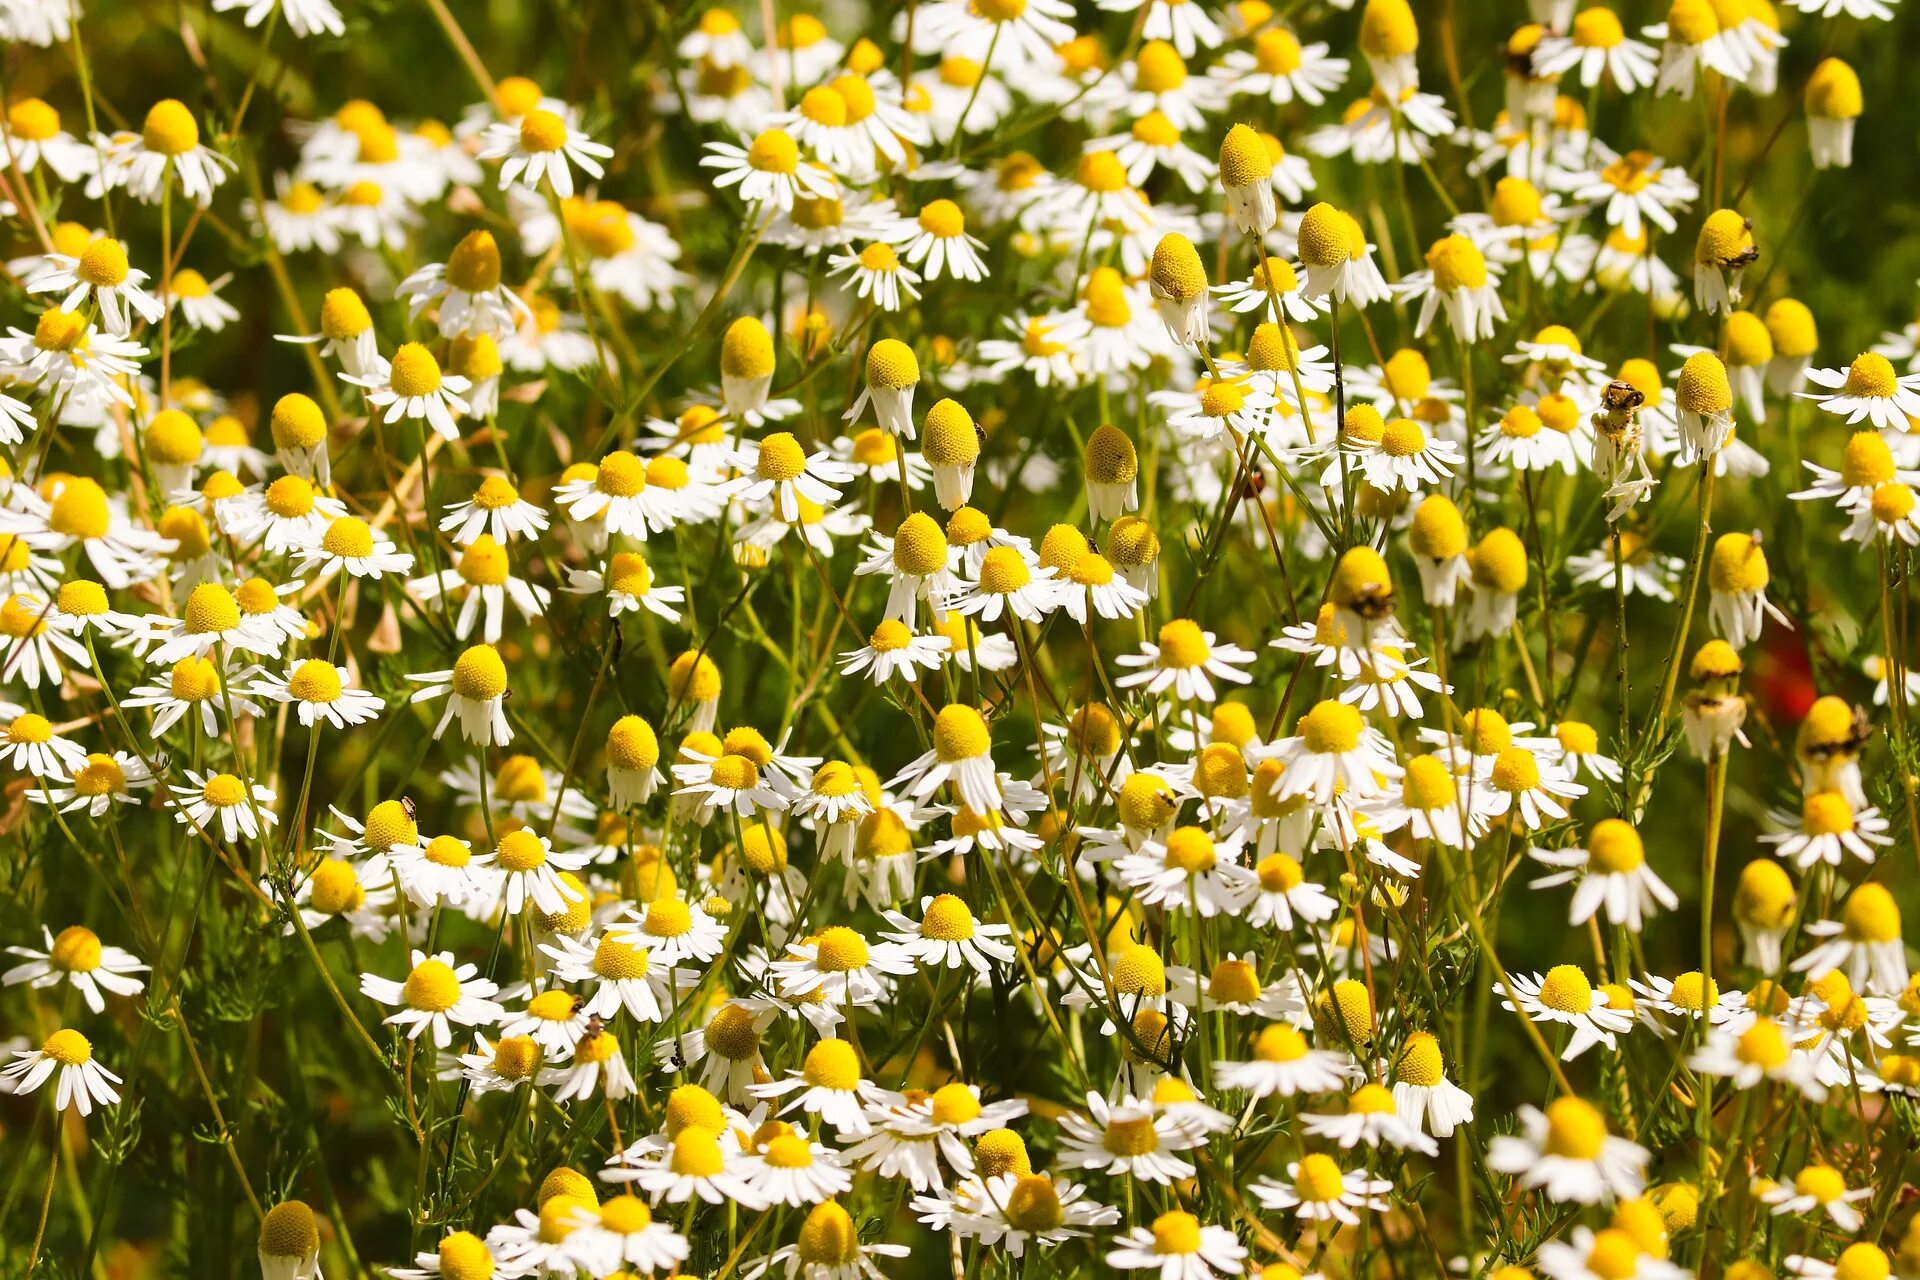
[407,643,514,747]
[1214,1023,1353,1098]
[618,895,729,968]
[723,432,858,523]
[4,925,148,1013]
[1531,819,1677,930]
[478,107,612,199]
[1802,352,1920,432]
[737,1126,854,1207]
[828,241,922,311]
[344,343,473,442]
[1794,882,1910,995]
[880,893,1016,974]
[1295,202,1393,305]
[1214,26,1350,105]
[1538,1228,1689,1280]
[1646,0,1753,100]
[25,237,164,335]
[1400,234,1508,342]
[1055,1091,1204,1184]
[169,769,276,842]
[409,535,549,643]
[1250,1154,1393,1224]
[1389,1031,1476,1136]
[1558,144,1699,240]
[1105,1212,1246,1280]
[251,659,386,729]
[1262,700,1402,805]
[486,1196,599,1278]
[1303,1083,1439,1155]
[2,1029,122,1114]
[161,268,240,331]
[1689,1019,1826,1100]
[0,306,148,415]
[749,1038,894,1138]
[441,475,550,545]
[257,176,343,254]
[702,129,838,212]
[928,1169,1118,1256]
[1345,415,1463,491]
[122,100,236,204]
[34,750,154,816]
[1504,965,1635,1059]
[0,709,84,780]
[1760,1165,1874,1232]
[359,950,504,1049]
[1537,9,1659,90]
[294,515,415,582]
[1487,1097,1648,1203]
[386,1232,502,1280]
[1115,619,1256,703]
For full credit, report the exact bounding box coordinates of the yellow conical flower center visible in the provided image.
[34,308,88,354]
[8,98,59,141]
[263,475,316,519]
[435,1232,494,1280]
[1162,826,1217,873]
[286,659,343,704]
[1294,1153,1348,1203]
[1110,943,1167,996]
[142,99,199,155]
[706,1003,763,1060]
[49,925,102,972]
[1845,352,1899,399]
[795,1200,859,1266]
[1151,1211,1202,1256]
[1298,700,1364,754]
[670,1129,726,1176]
[457,536,510,587]
[1735,1019,1789,1069]
[1251,1022,1308,1062]
[1426,235,1488,291]
[518,109,569,153]
[77,238,131,289]
[451,645,509,700]
[404,959,462,1012]
[1102,1113,1161,1156]
[1834,1244,1891,1280]
[388,344,444,399]
[920,894,976,940]
[308,859,364,915]
[1539,964,1594,1013]
[321,517,375,559]
[1543,1095,1608,1160]
[494,830,546,873]
[73,755,125,797]
[1208,958,1262,1005]
[762,1133,815,1169]
[797,1038,860,1091]
[644,897,693,938]
[1844,883,1902,943]
[1381,418,1427,457]
[930,1081,982,1126]
[48,478,110,540]
[1157,618,1217,669]
[813,926,871,972]
[424,836,472,868]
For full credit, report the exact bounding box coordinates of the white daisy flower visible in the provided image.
[2,1028,122,1114]
[1487,1098,1648,1204]
[358,949,505,1049]
[477,107,612,199]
